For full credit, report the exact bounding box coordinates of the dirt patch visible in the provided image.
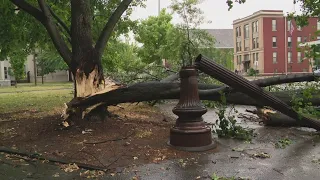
[0,103,217,173]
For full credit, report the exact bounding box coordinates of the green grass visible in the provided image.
[0,82,73,93]
[0,83,74,119]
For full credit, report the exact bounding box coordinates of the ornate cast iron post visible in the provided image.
[168,66,216,151]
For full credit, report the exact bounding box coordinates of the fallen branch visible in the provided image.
[0,146,107,171]
[83,131,134,145]
[70,150,107,168]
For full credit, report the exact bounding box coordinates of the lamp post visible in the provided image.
[168,66,216,152]
[33,53,37,86]
[158,0,160,15]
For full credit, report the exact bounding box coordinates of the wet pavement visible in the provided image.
[1,103,320,180]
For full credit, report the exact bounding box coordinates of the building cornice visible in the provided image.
[233,10,284,25]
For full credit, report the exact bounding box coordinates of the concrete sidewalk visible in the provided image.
[1,126,319,180]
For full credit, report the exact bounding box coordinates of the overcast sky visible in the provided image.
[130,0,302,29]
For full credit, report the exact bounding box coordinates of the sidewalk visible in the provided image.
[1,126,319,180]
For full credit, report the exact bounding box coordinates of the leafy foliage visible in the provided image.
[8,49,28,81]
[134,9,175,65]
[170,0,215,66]
[212,92,254,141]
[37,49,68,76]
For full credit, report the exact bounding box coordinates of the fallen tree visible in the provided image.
[67,58,320,130]
[69,71,320,108]
[195,54,320,130]
[68,81,320,108]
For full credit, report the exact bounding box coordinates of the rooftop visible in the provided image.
[203,29,234,48]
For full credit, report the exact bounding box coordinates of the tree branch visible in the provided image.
[37,0,72,66]
[47,5,71,36]
[95,0,133,57]
[10,0,45,23]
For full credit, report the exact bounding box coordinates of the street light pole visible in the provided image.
[158,0,160,15]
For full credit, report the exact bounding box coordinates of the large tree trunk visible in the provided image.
[68,0,107,121]
[74,66,103,97]
[70,0,105,97]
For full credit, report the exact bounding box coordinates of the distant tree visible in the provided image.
[8,50,27,87]
[169,0,215,66]
[134,9,175,65]
[37,50,68,84]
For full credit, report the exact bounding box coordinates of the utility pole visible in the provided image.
[158,0,160,15]
[33,53,37,86]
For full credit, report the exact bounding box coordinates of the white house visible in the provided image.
[0,53,70,86]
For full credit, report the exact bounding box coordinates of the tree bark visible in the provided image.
[70,0,103,98]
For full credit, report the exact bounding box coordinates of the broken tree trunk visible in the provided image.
[252,108,311,127]
[195,54,320,131]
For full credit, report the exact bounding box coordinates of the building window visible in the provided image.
[297,52,302,63]
[287,20,292,31]
[273,52,277,64]
[297,36,301,43]
[288,66,292,72]
[235,27,238,37]
[274,68,278,73]
[272,19,277,31]
[252,53,255,62]
[256,53,258,63]
[317,20,320,30]
[272,36,277,47]
[317,36,320,40]
[236,27,241,37]
[236,41,242,51]
[244,54,250,62]
[297,26,302,31]
[288,52,292,63]
[256,37,259,48]
[239,55,242,64]
[288,36,292,47]
[244,24,249,39]
[252,38,256,49]
[304,36,308,42]
[252,22,256,33]
[4,67,8,79]
[256,21,258,32]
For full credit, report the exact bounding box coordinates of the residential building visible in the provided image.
[0,54,70,86]
[233,10,320,75]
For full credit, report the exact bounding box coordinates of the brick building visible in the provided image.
[233,10,320,75]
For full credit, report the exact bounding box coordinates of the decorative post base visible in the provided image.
[168,66,216,152]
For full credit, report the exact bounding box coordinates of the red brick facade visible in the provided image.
[233,10,319,75]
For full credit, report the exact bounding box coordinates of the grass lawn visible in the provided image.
[0,82,73,93]
[0,82,73,120]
